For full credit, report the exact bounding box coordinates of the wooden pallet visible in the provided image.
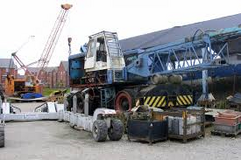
[211,129,241,137]
[169,132,205,143]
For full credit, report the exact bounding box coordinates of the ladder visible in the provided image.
[100,89,108,108]
[100,88,115,108]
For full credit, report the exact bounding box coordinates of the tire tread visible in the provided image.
[92,120,108,142]
[108,119,124,141]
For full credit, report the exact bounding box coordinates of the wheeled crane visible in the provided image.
[68,26,241,112]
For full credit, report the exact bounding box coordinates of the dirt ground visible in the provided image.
[1,103,241,160]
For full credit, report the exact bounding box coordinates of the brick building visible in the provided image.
[57,61,69,88]
[0,57,69,89]
[0,59,17,87]
[46,67,58,88]
[28,67,57,88]
[28,61,69,88]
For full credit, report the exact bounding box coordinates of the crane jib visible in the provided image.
[126,26,241,78]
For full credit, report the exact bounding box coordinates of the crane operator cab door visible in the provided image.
[84,38,97,70]
[84,31,125,83]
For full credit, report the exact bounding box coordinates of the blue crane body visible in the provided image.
[67,27,241,113]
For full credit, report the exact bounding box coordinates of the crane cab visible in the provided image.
[4,74,42,97]
[83,31,125,84]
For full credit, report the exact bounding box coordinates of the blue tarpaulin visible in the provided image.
[22,93,43,99]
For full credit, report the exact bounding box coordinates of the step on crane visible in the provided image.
[5,4,72,99]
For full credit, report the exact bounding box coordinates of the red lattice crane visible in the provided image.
[5,4,72,97]
[11,52,33,76]
[36,4,72,78]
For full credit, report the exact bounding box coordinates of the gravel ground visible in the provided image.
[1,103,241,160]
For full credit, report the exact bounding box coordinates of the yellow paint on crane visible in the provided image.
[157,96,166,107]
[149,96,156,106]
[144,97,151,105]
[179,96,187,105]
[136,94,193,108]
[152,96,161,107]
[168,101,174,107]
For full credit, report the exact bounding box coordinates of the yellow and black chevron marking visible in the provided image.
[176,95,193,106]
[135,95,193,108]
[136,96,166,107]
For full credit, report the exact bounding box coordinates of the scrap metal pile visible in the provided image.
[127,105,205,144]
[227,93,241,110]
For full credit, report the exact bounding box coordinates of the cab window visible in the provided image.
[87,40,95,58]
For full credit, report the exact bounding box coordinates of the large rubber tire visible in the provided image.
[92,120,108,142]
[115,89,136,111]
[0,125,5,148]
[108,119,124,141]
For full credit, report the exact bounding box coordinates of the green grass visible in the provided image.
[42,88,56,96]
[42,88,70,97]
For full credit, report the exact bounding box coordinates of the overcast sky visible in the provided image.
[1,0,241,70]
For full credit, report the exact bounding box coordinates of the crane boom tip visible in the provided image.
[61,4,73,10]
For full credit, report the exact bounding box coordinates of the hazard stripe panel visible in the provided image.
[136,95,193,108]
[143,96,167,107]
[157,96,166,107]
[149,96,156,106]
[144,97,151,105]
[152,96,160,107]
[176,95,193,106]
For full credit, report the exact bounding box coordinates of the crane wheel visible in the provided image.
[0,125,4,148]
[108,119,124,141]
[92,120,108,142]
[115,89,135,111]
